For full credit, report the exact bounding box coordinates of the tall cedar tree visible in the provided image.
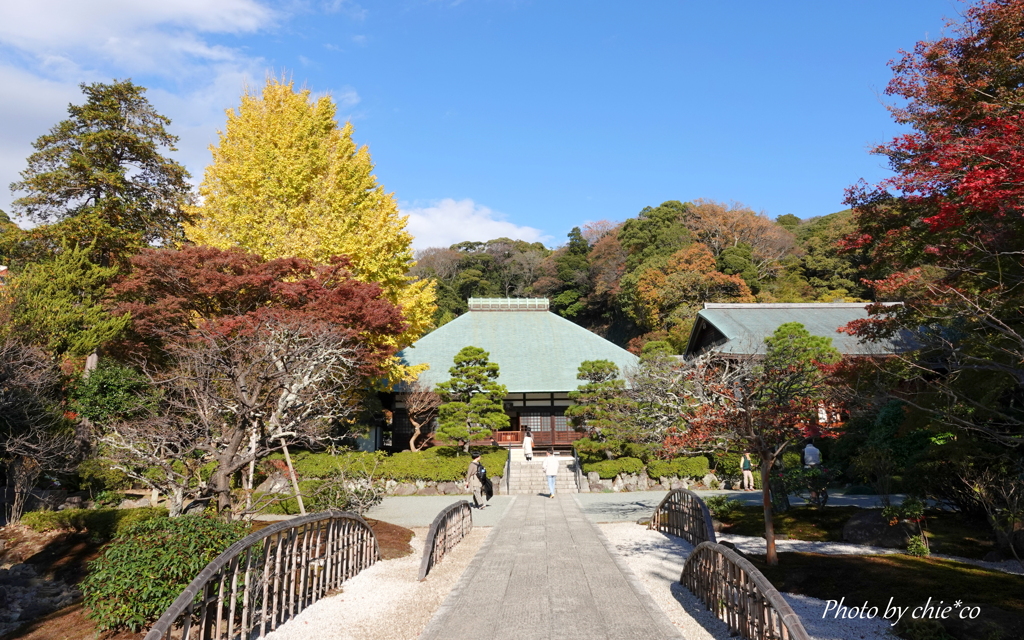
[435,346,509,449]
[3,243,129,358]
[666,323,844,566]
[843,0,1024,445]
[9,80,193,265]
[110,246,406,516]
[185,77,435,380]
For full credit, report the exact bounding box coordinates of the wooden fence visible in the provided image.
[648,488,717,546]
[144,510,379,640]
[681,542,811,640]
[418,500,473,581]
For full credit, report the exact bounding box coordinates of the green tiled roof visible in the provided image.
[397,299,638,392]
[685,302,907,357]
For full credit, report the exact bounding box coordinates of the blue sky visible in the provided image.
[0,1,957,250]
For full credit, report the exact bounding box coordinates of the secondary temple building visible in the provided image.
[388,298,638,450]
[684,302,908,358]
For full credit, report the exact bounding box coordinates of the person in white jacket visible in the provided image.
[522,429,534,461]
[542,449,559,498]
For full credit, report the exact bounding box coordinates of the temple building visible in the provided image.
[388,298,638,450]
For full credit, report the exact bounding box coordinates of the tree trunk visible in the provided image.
[409,418,423,452]
[761,460,778,566]
[169,487,184,517]
[8,457,41,525]
[281,440,305,515]
[212,466,233,519]
[245,430,258,511]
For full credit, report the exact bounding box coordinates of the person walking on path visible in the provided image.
[522,428,534,461]
[543,449,559,498]
[465,451,489,509]
[741,452,755,491]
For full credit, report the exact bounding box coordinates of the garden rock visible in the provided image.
[392,483,417,496]
[255,471,293,495]
[701,473,719,489]
[57,496,83,511]
[587,471,601,485]
[416,486,439,496]
[842,510,917,548]
[437,481,461,495]
[611,475,625,492]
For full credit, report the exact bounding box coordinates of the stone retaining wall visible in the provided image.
[384,476,504,497]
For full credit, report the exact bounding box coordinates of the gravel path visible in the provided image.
[264,527,489,640]
[600,523,896,640]
[718,533,1024,575]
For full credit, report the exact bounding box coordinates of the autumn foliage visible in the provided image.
[111,245,406,377]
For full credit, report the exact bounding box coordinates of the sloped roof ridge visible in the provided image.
[703,302,903,309]
[468,297,549,311]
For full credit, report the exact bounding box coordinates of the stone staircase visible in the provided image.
[505,449,586,495]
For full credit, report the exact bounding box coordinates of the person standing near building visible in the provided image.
[465,451,489,509]
[543,449,559,498]
[522,428,534,461]
[740,452,755,491]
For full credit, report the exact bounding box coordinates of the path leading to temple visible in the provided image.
[419,494,683,640]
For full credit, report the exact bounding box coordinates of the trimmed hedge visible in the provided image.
[583,457,644,479]
[581,456,708,481]
[645,456,709,480]
[20,507,169,539]
[269,447,508,483]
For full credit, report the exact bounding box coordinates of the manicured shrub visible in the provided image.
[81,516,247,632]
[583,457,644,479]
[270,446,508,483]
[646,456,709,480]
[705,495,740,520]
[21,507,169,539]
[906,534,930,557]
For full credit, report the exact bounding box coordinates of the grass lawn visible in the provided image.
[719,505,860,541]
[718,505,997,559]
[748,552,1024,639]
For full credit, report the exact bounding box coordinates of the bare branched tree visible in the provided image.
[103,318,365,519]
[405,381,441,451]
[0,340,82,523]
[959,458,1024,571]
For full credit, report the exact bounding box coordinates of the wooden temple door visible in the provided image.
[519,412,576,446]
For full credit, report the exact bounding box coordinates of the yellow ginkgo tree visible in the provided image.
[186,77,435,382]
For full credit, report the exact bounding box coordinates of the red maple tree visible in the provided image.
[104,246,407,517]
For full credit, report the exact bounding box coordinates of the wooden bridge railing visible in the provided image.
[681,542,811,640]
[418,500,473,581]
[144,510,379,640]
[648,488,717,546]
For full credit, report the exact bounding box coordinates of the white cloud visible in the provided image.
[402,198,549,250]
[0,1,276,53]
[0,66,85,218]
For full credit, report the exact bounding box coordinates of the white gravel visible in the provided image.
[264,526,489,640]
[718,533,1024,575]
[599,523,897,640]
